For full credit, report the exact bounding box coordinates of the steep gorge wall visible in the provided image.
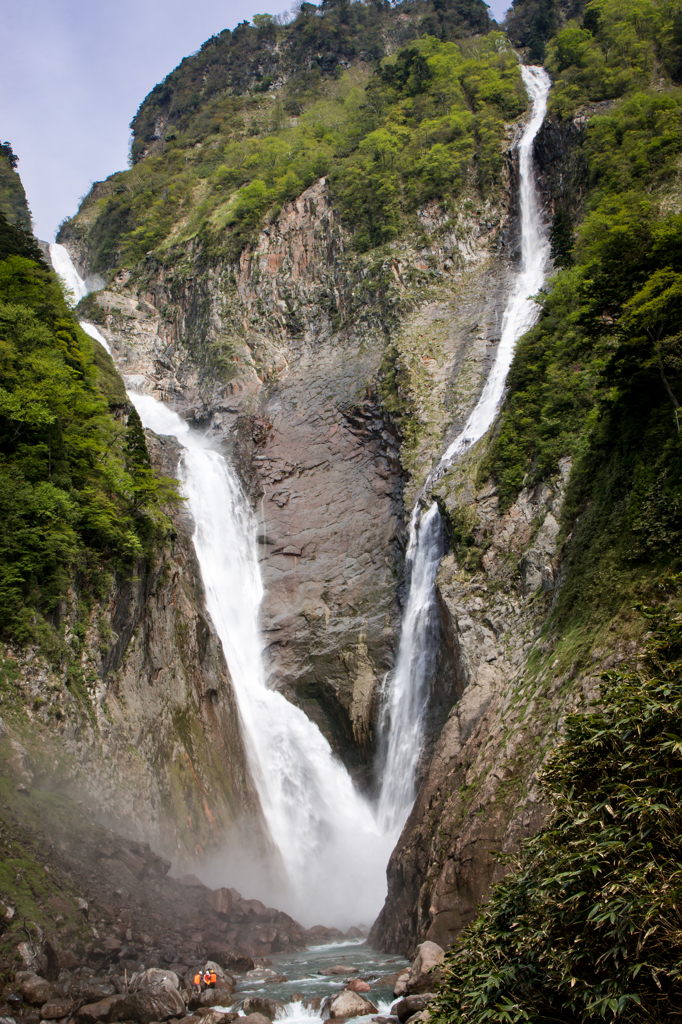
[1,430,269,870]
[72,169,520,785]
[50,104,598,943]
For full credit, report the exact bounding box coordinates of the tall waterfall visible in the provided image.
[377,66,552,835]
[127,396,394,927]
[50,63,550,925]
[50,252,392,926]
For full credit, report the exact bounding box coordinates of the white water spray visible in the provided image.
[128,394,393,927]
[377,66,551,836]
[48,244,392,925]
[50,242,89,304]
[47,245,111,354]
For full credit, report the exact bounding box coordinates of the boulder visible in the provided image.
[241,997,285,1020]
[76,996,127,1024]
[264,975,288,985]
[40,1000,75,1020]
[208,889,232,917]
[325,991,378,1019]
[402,944,444,996]
[241,1015,272,1024]
[393,973,410,998]
[390,994,436,1023]
[193,1013,238,1024]
[206,949,254,973]
[81,981,116,1003]
[129,968,181,995]
[202,962,233,985]
[318,965,358,977]
[245,968,278,980]
[302,996,322,1011]
[345,980,371,994]
[111,989,186,1024]
[189,990,236,1012]
[14,973,54,1006]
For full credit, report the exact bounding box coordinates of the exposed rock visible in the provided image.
[81,981,116,1003]
[402,943,444,995]
[114,987,186,1024]
[208,889,233,917]
[345,979,371,993]
[39,1000,74,1020]
[241,996,285,1019]
[14,973,53,1006]
[240,1014,272,1024]
[76,995,127,1024]
[324,990,378,1019]
[302,996,322,1011]
[318,965,358,976]
[393,973,410,998]
[207,949,255,973]
[189,991,236,1011]
[391,995,436,1023]
[201,963,233,985]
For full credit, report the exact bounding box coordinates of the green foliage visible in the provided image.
[429,594,682,1023]
[62,29,526,268]
[545,0,681,119]
[506,0,559,63]
[0,145,31,232]
[0,217,178,648]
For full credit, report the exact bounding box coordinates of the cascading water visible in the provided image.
[49,242,89,304]
[126,395,393,926]
[377,66,552,836]
[50,251,393,925]
[50,63,550,926]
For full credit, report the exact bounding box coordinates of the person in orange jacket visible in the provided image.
[193,971,202,994]
[209,971,217,988]
[203,969,212,988]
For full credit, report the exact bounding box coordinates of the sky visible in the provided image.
[3,0,510,242]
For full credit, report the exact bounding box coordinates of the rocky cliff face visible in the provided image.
[71,163,520,786]
[1,429,268,870]
[50,101,605,957]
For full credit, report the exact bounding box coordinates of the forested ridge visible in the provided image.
[0,214,177,668]
[58,0,528,268]
[427,0,682,1019]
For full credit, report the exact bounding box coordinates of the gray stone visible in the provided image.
[325,991,378,1019]
[40,1001,75,1020]
[76,996,127,1024]
[241,997,285,1021]
[14,973,53,1006]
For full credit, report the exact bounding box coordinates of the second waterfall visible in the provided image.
[377,65,552,836]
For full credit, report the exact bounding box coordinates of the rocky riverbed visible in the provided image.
[0,770,435,1024]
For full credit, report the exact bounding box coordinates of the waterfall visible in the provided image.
[49,247,393,926]
[377,66,552,836]
[126,395,394,927]
[50,243,89,304]
[48,63,550,924]
[377,502,444,833]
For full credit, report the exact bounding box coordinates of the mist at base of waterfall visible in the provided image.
[129,392,397,930]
